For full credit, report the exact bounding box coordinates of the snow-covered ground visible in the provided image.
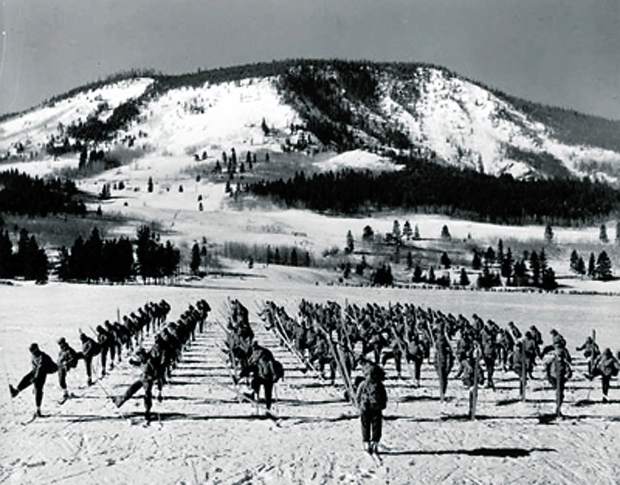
[0,281,618,484]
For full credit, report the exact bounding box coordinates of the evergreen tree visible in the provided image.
[529,251,541,286]
[261,118,270,135]
[265,152,270,163]
[440,225,451,241]
[412,264,423,282]
[497,239,504,262]
[406,251,413,270]
[541,267,558,290]
[274,248,281,264]
[403,220,412,240]
[79,146,88,169]
[587,252,596,278]
[569,249,579,272]
[0,230,13,277]
[616,221,620,244]
[459,268,470,286]
[392,220,401,243]
[539,248,548,271]
[345,230,354,254]
[544,224,554,243]
[290,248,298,266]
[440,251,451,269]
[427,266,436,283]
[595,251,613,281]
[304,251,311,267]
[513,259,528,286]
[225,180,232,194]
[362,225,374,242]
[190,243,201,275]
[484,246,496,264]
[599,224,609,243]
[501,248,514,280]
[576,256,586,275]
[266,245,273,265]
[413,224,420,240]
[57,246,71,281]
[472,251,482,270]
[147,176,154,193]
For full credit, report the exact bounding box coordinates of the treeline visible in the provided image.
[0,229,48,281]
[218,241,312,268]
[248,164,620,225]
[0,170,86,216]
[57,226,180,283]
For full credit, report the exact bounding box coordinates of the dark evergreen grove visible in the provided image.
[0,170,86,216]
[56,226,181,283]
[247,164,620,225]
[0,229,48,281]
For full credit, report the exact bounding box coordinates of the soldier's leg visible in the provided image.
[16,371,35,393]
[601,375,610,401]
[371,410,383,446]
[360,410,371,446]
[116,380,143,407]
[109,343,115,369]
[58,367,68,394]
[143,380,153,421]
[264,381,273,410]
[85,357,93,385]
[100,347,107,377]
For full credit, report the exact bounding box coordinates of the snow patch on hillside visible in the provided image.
[127,77,302,156]
[0,78,153,154]
[314,149,401,172]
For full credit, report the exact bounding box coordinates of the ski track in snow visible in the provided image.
[0,283,619,484]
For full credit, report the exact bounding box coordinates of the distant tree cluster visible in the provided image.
[570,249,613,281]
[472,241,558,290]
[0,229,48,281]
[57,228,134,283]
[0,170,86,216]
[248,165,620,225]
[136,226,181,283]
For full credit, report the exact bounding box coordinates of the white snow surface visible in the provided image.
[0,282,618,484]
[314,149,401,172]
[125,77,302,156]
[0,78,153,154]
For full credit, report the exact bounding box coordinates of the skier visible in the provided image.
[356,364,388,455]
[576,336,600,377]
[545,340,572,417]
[588,348,620,402]
[96,325,112,378]
[78,332,100,385]
[113,347,161,423]
[9,343,58,417]
[240,341,283,412]
[57,337,80,400]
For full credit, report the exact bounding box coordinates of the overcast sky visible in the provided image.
[0,0,618,118]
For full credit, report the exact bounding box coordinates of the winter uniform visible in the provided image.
[9,343,58,416]
[356,365,387,454]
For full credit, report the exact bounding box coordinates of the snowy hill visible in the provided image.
[1,60,620,183]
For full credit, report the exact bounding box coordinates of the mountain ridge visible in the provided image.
[1,58,620,184]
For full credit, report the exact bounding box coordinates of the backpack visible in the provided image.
[273,360,284,382]
[359,380,386,412]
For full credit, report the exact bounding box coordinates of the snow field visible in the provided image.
[0,282,618,484]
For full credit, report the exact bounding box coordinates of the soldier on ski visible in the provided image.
[78,331,100,386]
[588,348,620,402]
[57,337,80,400]
[9,343,58,417]
[240,341,283,411]
[113,347,162,423]
[356,363,388,455]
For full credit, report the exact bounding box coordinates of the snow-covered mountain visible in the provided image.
[1,60,619,183]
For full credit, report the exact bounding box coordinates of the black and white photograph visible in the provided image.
[0,0,619,483]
